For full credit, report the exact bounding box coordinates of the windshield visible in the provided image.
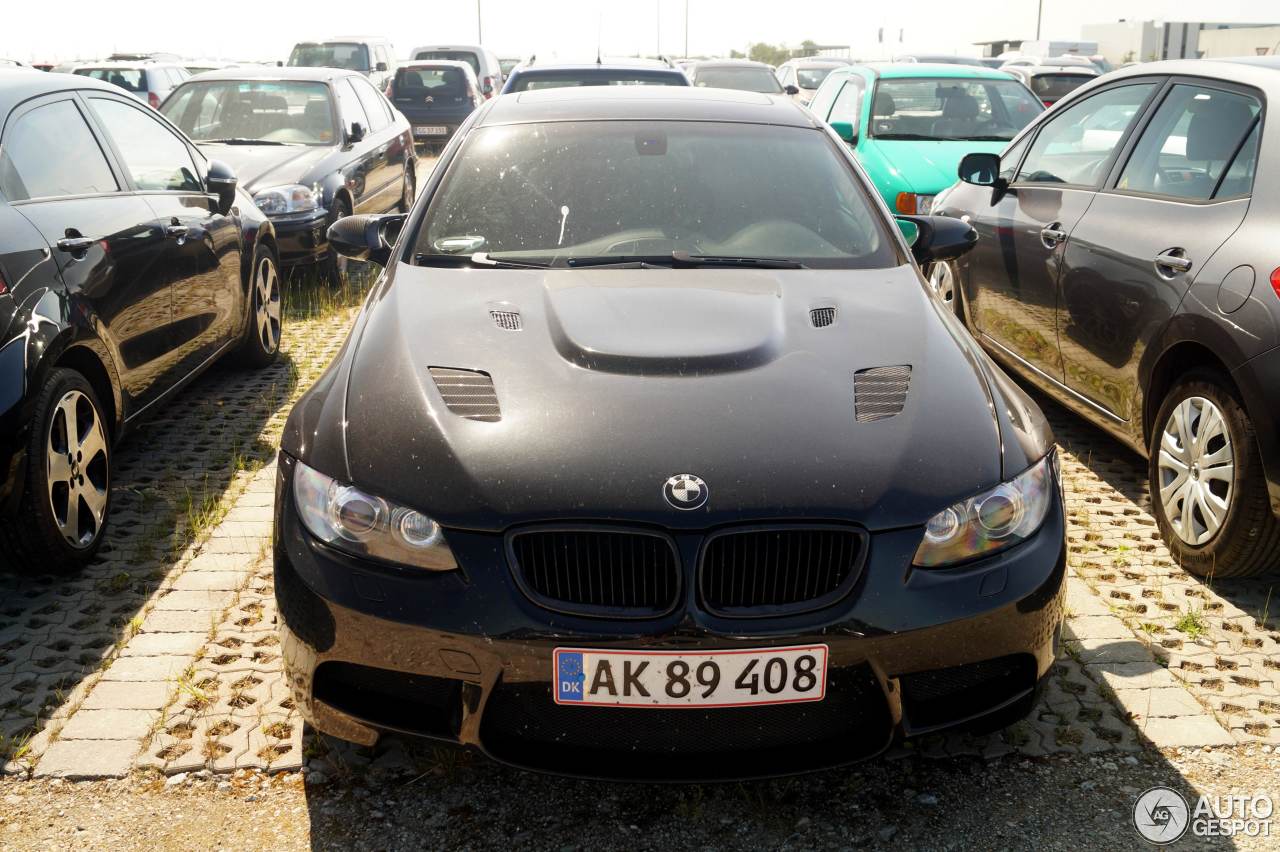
[796,67,836,90]
[1031,73,1092,101]
[75,67,144,93]
[415,121,894,269]
[869,77,1043,141]
[413,50,481,76]
[289,42,369,71]
[692,67,783,94]
[161,80,336,145]
[510,71,686,92]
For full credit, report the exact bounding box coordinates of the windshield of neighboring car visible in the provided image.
[413,50,482,76]
[75,67,144,92]
[161,80,336,145]
[1030,73,1092,101]
[416,121,895,269]
[869,77,1043,141]
[796,67,837,90]
[692,66,783,94]
[289,42,369,72]
[510,70,686,92]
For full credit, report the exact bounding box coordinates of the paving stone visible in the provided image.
[100,655,188,683]
[185,553,258,572]
[170,571,248,592]
[152,590,237,612]
[33,739,137,779]
[1110,686,1205,719]
[119,632,208,657]
[1137,715,1235,747]
[78,681,171,711]
[57,709,154,741]
[1093,661,1183,692]
[1064,615,1138,642]
[1068,637,1154,665]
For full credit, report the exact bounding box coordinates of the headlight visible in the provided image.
[292,460,457,571]
[913,453,1056,568]
[253,184,319,216]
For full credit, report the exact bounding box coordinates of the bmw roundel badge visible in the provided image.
[663,474,709,510]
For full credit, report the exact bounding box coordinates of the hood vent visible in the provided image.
[854,366,912,422]
[810,307,837,328]
[428,367,501,422]
[490,309,522,331]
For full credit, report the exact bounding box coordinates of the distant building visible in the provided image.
[1197,25,1280,57]
[1082,20,1280,64]
[972,39,1098,59]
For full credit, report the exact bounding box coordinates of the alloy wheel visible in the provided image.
[928,261,956,306]
[255,254,282,354]
[45,390,109,548]
[1157,396,1234,545]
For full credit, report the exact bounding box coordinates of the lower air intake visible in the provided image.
[428,367,501,422]
[854,365,911,422]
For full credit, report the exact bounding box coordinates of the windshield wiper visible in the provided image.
[567,251,805,270]
[872,133,940,141]
[201,138,294,146]
[413,252,552,269]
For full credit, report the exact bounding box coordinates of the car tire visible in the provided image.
[926,260,963,320]
[233,243,282,369]
[1148,369,1280,578]
[0,368,111,574]
[398,166,415,213]
[324,197,352,287]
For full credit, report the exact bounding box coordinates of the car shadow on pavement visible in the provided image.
[0,351,301,762]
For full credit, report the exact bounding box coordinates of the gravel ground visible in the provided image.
[1,743,1276,850]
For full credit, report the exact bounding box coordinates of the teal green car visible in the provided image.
[808,63,1044,216]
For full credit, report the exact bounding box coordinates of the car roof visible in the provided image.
[689,59,774,70]
[183,66,355,83]
[1019,67,1098,77]
[780,57,849,68]
[480,85,815,127]
[0,71,131,115]
[398,60,475,73]
[858,62,1020,80]
[519,56,674,70]
[412,45,487,54]
[1053,57,1280,107]
[512,63,684,75]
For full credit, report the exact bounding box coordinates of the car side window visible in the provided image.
[88,97,202,192]
[0,99,118,201]
[1116,84,1261,201]
[351,77,392,130]
[807,74,846,120]
[334,78,369,130]
[999,135,1031,182]
[1015,83,1156,187]
[828,77,864,126]
[1215,121,1260,199]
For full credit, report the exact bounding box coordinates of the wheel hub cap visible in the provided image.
[1157,396,1233,546]
[255,256,281,354]
[46,389,109,548]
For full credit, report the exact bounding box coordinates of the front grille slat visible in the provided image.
[700,528,863,615]
[511,529,679,616]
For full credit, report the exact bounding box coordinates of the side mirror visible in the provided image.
[482,80,494,95]
[375,61,388,72]
[830,120,857,145]
[327,213,407,267]
[783,84,800,96]
[348,121,366,144]
[205,159,237,215]
[958,152,1001,186]
[896,215,977,265]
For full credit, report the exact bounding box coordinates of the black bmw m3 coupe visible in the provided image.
[274,86,1067,780]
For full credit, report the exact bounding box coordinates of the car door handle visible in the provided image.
[1039,224,1067,248]
[165,224,189,239]
[1153,251,1193,277]
[56,236,95,254]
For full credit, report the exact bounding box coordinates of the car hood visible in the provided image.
[288,264,1051,533]
[858,139,1007,200]
[196,143,332,195]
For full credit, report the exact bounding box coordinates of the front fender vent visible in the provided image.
[854,365,911,422]
[428,367,501,422]
[810,306,836,328]
[490,310,522,331]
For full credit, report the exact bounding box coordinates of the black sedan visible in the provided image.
[274,87,1066,780]
[0,72,280,572]
[161,67,416,282]
[936,58,1278,578]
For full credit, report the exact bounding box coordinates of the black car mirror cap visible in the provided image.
[375,61,389,72]
[783,84,800,96]
[328,213,408,267]
[830,120,857,145]
[348,121,366,144]
[896,215,978,265]
[205,159,238,215]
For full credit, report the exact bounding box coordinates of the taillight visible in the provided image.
[1042,99,1053,108]
[148,91,160,109]
[483,76,495,98]
[1270,268,1280,301]
[0,266,7,295]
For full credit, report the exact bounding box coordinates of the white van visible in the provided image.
[409,44,504,98]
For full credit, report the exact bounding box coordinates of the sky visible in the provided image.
[2,0,1277,63]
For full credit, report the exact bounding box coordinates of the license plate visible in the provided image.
[553,645,827,708]
[414,125,448,136]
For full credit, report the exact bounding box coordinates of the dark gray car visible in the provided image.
[935,58,1278,577]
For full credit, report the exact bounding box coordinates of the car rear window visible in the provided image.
[413,50,481,76]
[510,71,687,92]
[396,67,470,97]
[289,42,369,72]
[1030,74,1092,101]
[416,120,895,269]
[74,67,144,92]
[692,67,783,94]
[797,67,837,89]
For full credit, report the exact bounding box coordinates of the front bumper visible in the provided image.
[267,209,331,268]
[274,455,1066,780]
